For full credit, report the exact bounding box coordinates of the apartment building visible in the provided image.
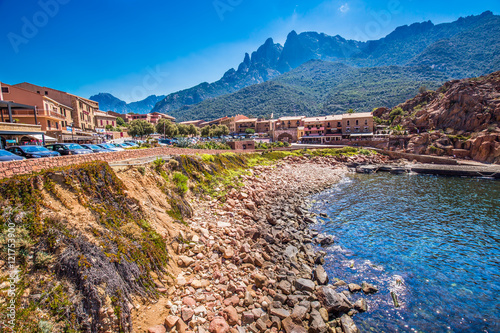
[14,82,97,136]
[1,83,73,140]
[125,112,175,125]
[273,116,305,142]
[301,115,343,144]
[94,111,118,130]
[342,112,374,138]
[235,118,258,134]
[179,120,205,127]
[221,115,248,134]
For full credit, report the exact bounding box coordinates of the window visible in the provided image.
[56,122,59,129]
[100,120,103,126]
[1,87,9,94]
[37,91,40,94]
[48,120,51,129]
[45,91,48,95]
[356,120,359,126]
[337,122,341,127]
[365,119,368,125]
[347,121,350,126]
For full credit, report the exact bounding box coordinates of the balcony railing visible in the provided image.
[0,109,66,120]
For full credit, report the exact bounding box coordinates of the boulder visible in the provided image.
[295,278,315,293]
[316,286,353,313]
[361,282,378,294]
[282,317,307,333]
[164,315,179,329]
[291,305,308,321]
[147,325,166,333]
[252,273,268,288]
[348,284,362,293]
[309,310,328,333]
[269,308,290,319]
[354,298,368,313]
[181,307,194,322]
[278,280,293,295]
[340,314,360,333]
[313,265,329,285]
[209,317,230,333]
[178,256,195,267]
[223,306,240,326]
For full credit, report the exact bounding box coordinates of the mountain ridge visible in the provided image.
[91,11,500,117]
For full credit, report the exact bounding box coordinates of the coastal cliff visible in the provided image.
[374,71,500,164]
[0,149,388,333]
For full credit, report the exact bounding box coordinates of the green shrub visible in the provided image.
[173,172,188,195]
[389,107,405,124]
[137,166,146,175]
[152,157,165,172]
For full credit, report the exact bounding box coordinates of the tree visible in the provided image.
[156,119,178,138]
[219,125,230,136]
[347,108,355,114]
[128,120,155,139]
[116,117,126,126]
[177,124,189,136]
[105,124,113,131]
[245,128,256,135]
[419,85,427,94]
[188,124,199,136]
[201,126,211,137]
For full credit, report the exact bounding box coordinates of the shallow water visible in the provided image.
[309,173,500,333]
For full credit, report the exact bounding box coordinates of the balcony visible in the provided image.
[0,109,66,121]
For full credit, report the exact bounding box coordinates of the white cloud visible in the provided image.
[339,3,350,13]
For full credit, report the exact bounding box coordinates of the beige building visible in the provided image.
[342,112,374,138]
[301,115,343,144]
[94,111,118,129]
[273,116,305,142]
[125,112,175,125]
[235,118,258,134]
[13,82,98,139]
[1,83,73,141]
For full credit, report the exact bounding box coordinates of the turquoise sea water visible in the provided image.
[309,173,500,332]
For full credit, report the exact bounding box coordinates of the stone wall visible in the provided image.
[0,147,251,179]
[227,141,255,150]
[376,149,460,165]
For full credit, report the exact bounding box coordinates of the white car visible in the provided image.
[98,143,124,152]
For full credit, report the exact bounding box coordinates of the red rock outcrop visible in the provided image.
[378,71,500,163]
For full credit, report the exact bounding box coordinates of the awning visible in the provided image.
[61,135,98,141]
[350,133,374,137]
[27,134,57,142]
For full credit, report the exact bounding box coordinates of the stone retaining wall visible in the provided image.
[377,149,460,165]
[0,147,250,179]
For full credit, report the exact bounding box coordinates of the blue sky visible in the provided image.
[1,0,499,102]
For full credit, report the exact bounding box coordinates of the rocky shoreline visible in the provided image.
[143,153,389,333]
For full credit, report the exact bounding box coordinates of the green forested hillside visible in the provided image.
[171,61,447,121]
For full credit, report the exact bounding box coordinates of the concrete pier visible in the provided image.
[356,164,500,179]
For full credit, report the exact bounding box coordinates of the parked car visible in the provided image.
[158,138,174,146]
[45,143,92,155]
[6,145,60,159]
[97,143,124,152]
[113,143,131,149]
[0,149,25,162]
[123,141,139,147]
[80,144,112,153]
